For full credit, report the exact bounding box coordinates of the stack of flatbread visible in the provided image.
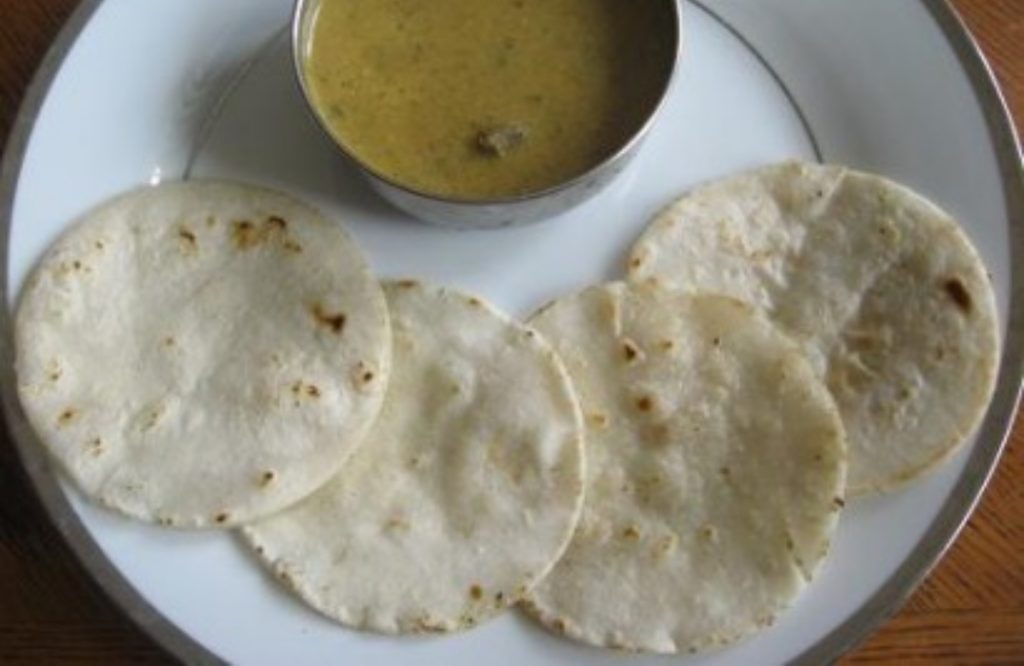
[15,180,586,631]
[13,161,999,654]
[520,161,998,652]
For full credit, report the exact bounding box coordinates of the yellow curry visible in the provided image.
[304,0,674,199]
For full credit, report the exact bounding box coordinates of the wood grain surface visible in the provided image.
[0,1,1021,664]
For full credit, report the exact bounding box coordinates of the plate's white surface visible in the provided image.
[5,1,1011,664]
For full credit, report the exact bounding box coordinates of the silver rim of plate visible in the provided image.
[0,1,1021,664]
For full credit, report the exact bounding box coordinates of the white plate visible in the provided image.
[2,1,1022,664]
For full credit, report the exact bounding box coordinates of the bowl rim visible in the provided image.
[289,0,684,206]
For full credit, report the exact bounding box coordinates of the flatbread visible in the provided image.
[243,280,585,634]
[522,282,846,654]
[15,180,391,527]
[628,161,1000,495]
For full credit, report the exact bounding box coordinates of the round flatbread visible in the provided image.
[628,161,999,495]
[522,282,846,654]
[243,281,585,634]
[15,180,391,527]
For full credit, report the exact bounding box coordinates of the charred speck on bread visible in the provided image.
[311,302,347,333]
[232,216,292,250]
[942,277,972,314]
[178,227,197,246]
[232,220,259,249]
[57,407,78,427]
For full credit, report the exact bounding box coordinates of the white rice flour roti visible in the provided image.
[628,162,999,495]
[244,281,585,634]
[15,181,391,527]
[523,282,846,653]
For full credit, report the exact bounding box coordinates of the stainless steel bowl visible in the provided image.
[291,0,682,228]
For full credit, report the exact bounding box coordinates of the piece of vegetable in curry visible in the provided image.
[476,124,528,159]
[305,0,674,199]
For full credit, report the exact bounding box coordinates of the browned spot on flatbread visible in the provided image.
[276,568,296,588]
[653,534,677,559]
[310,303,346,334]
[140,404,165,431]
[86,437,104,457]
[352,362,377,392]
[622,339,639,361]
[644,422,671,446]
[396,279,419,289]
[232,220,259,249]
[178,227,197,250]
[232,216,295,251]
[414,616,447,633]
[57,408,78,427]
[943,277,972,314]
[260,470,276,486]
[469,584,484,600]
[635,395,654,412]
[214,512,230,524]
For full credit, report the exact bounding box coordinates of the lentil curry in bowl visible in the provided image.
[299,0,678,202]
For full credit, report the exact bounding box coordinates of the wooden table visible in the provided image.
[0,1,1021,663]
